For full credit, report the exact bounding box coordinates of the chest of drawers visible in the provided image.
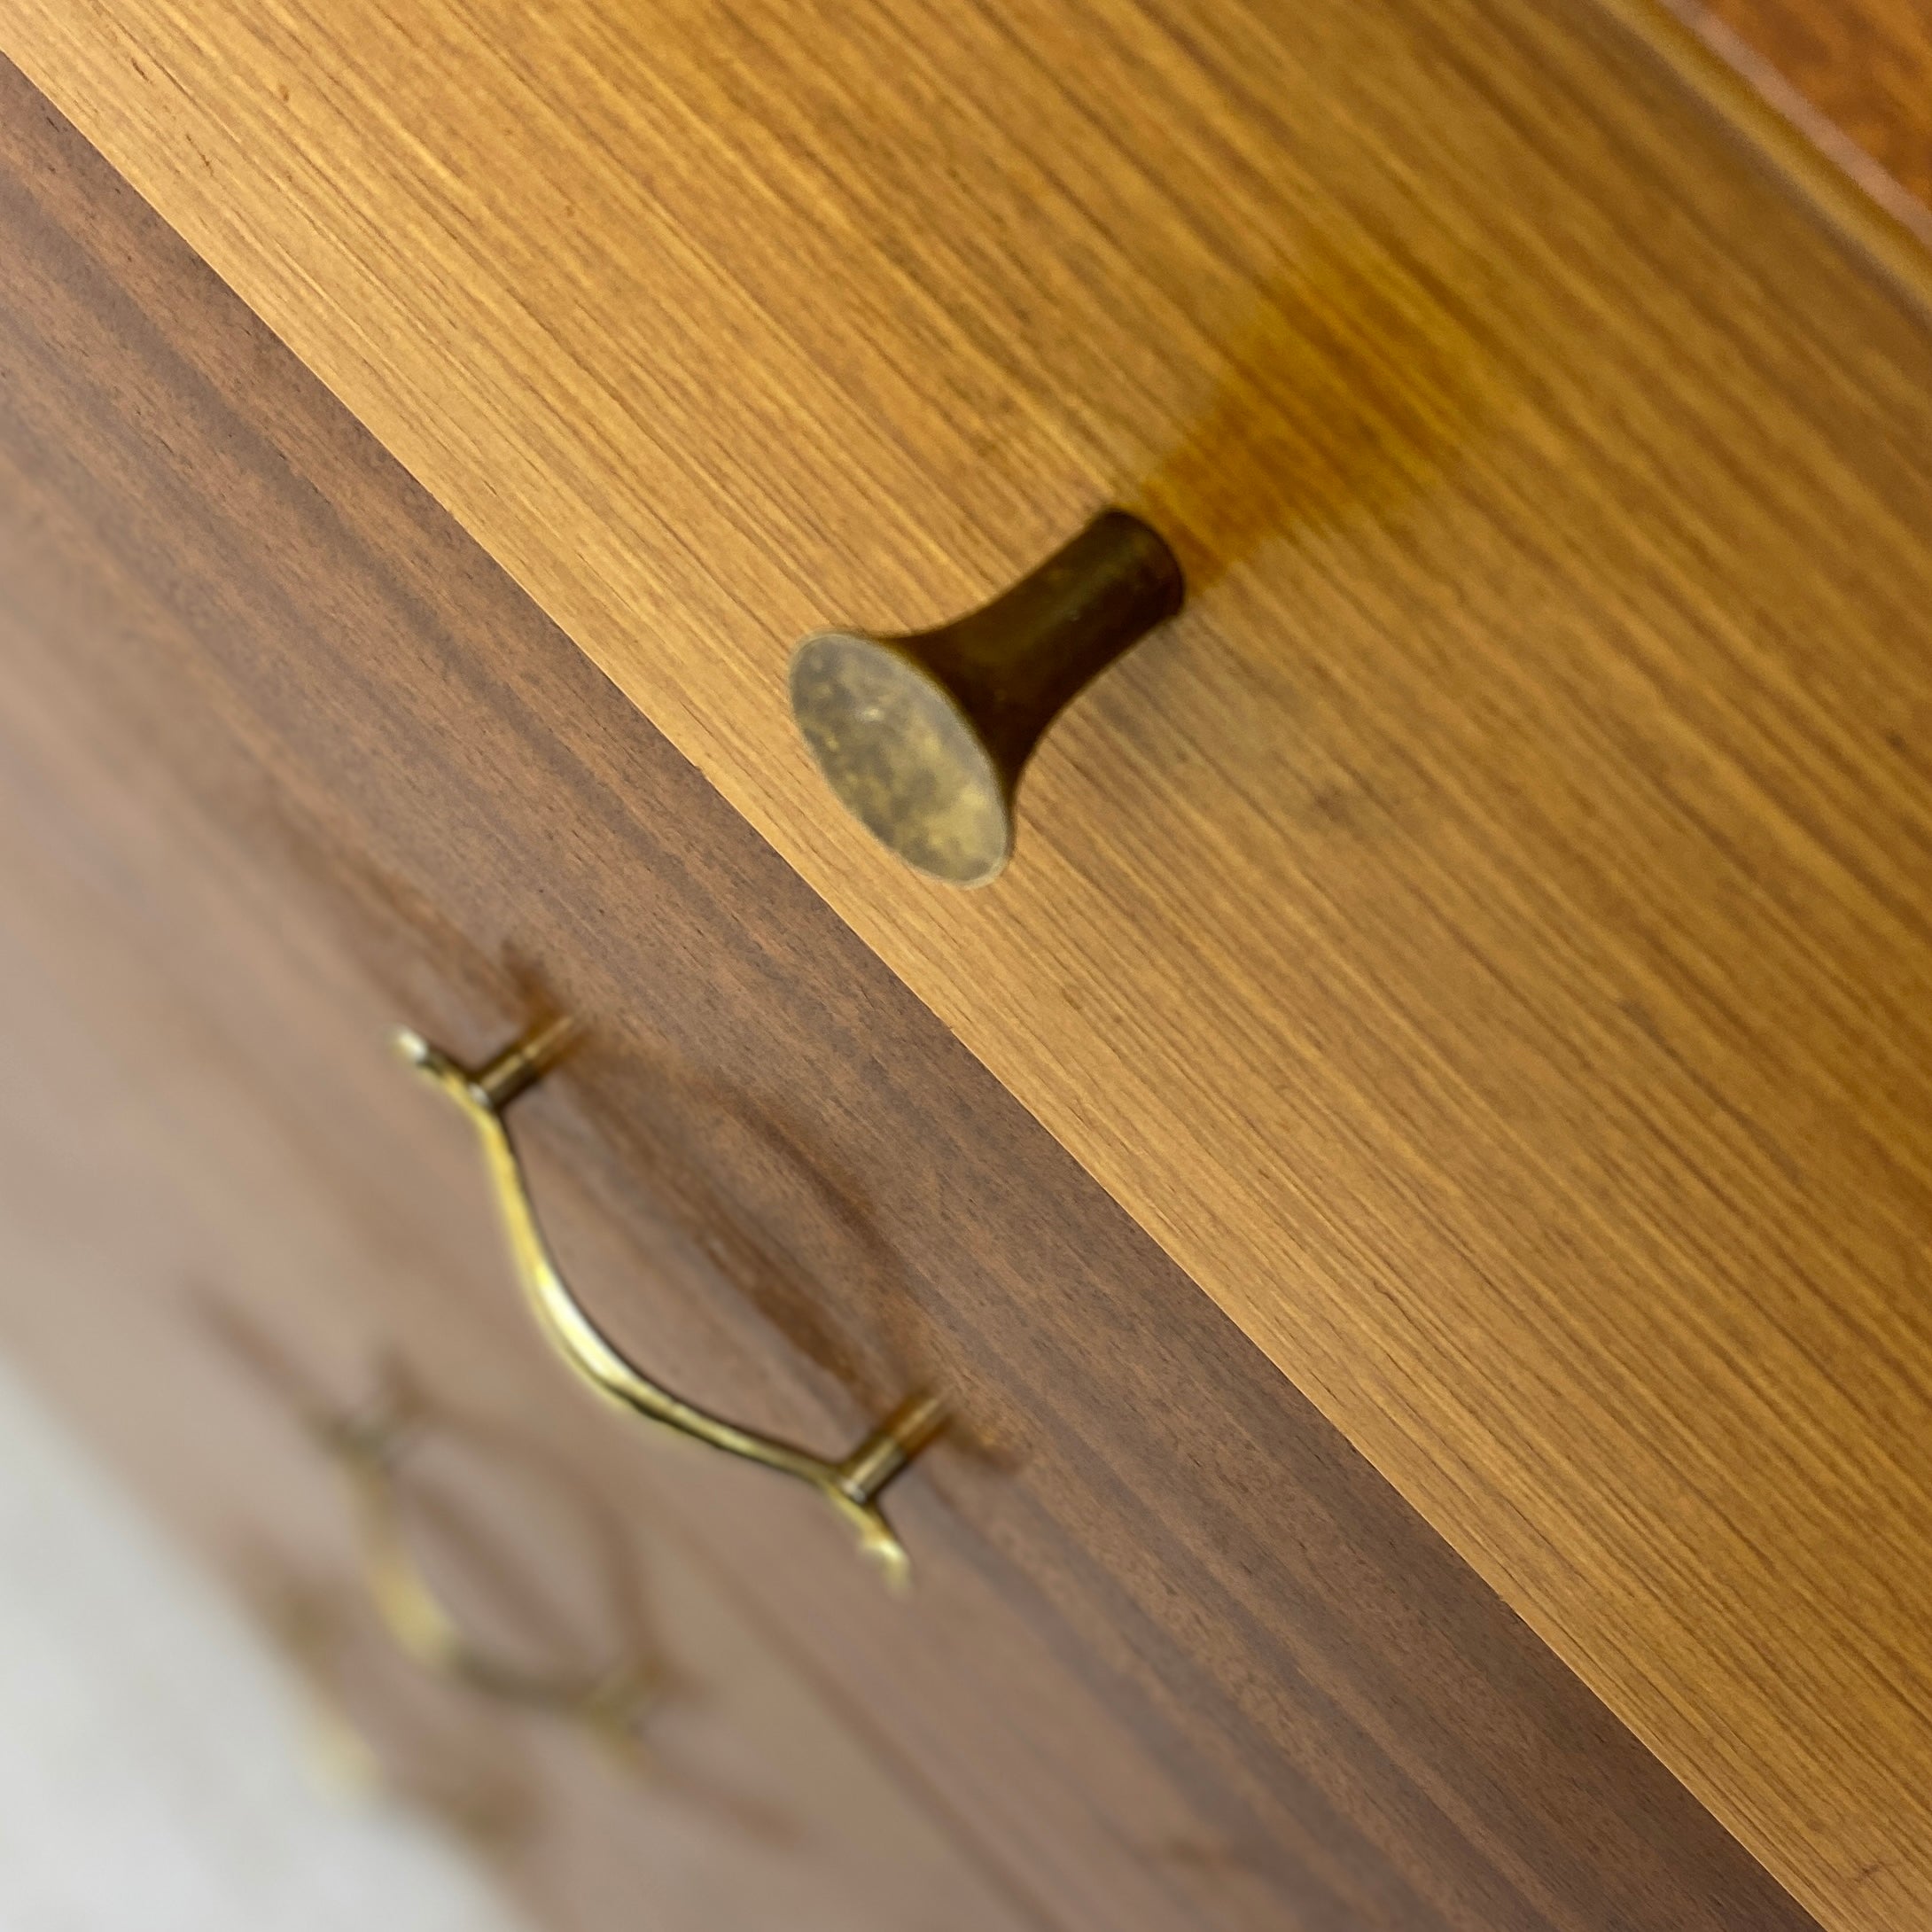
[1,2,1928,1926]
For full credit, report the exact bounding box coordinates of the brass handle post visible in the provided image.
[395,1024,944,1589]
[789,509,1184,886]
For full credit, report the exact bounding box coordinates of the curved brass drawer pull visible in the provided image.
[395,1022,945,1588]
[323,1397,658,1756]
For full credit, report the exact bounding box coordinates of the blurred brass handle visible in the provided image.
[395,1022,944,1588]
[790,509,1184,886]
[259,1582,393,1801]
[323,1399,658,1755]
[258,1575,531,1840]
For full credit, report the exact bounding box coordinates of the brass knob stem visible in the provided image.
[790,510,1184,886]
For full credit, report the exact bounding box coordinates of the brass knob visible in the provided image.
[789,510,1185,886]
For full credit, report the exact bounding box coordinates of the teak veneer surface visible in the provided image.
[1686,0,1932,216]
[5,2,1931,1926]
[0,59,1827,1932]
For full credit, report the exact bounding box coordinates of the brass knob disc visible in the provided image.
[790,630,1013,887]
[788,510,1185,887]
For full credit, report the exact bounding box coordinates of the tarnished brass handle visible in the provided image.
[322,1394,658,1755]
[789,510,1185,887]
[395,1023,944,1588]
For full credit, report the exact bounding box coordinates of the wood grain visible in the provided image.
[3,2,1930,1926]
[1681,0,1932,214]
[0,58,1824,1932]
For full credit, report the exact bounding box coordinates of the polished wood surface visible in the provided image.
[0,101,1023,1932]
[5,4,1930,1924]
[0,60,1823,1932]
[1687,0,1932,214]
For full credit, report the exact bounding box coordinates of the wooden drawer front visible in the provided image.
[0,66,1818,1932]
[4,3,1928,1923]
[0,939,1015,1932]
